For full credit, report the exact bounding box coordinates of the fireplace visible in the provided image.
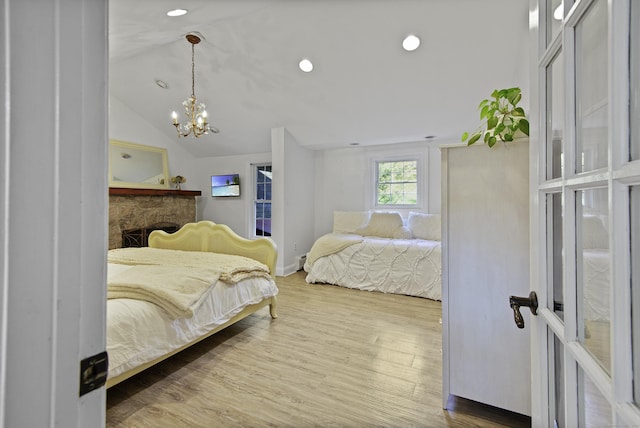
[109,188,201,249]
[121,222,180,247]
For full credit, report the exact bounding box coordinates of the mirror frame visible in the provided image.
[108,139,170,189]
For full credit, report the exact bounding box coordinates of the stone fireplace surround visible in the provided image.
[108,188,201,249]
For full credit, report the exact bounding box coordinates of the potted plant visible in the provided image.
[462,87,529,148]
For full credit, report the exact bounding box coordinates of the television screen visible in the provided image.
[211,174,240,197]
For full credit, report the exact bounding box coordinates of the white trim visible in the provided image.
[0,0,9,421]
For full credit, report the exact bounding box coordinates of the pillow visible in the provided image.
[355,212,405,238]
[392,226,413,239]
[582,215,608,249]
[408,212,441,240]
[333,211,371,234]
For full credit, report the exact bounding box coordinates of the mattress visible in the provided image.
[305,236,441,300]
[107,263,278,380]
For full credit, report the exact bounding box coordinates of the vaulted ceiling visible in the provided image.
[109,0,530,158]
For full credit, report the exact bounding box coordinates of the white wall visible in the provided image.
[313,141,441,237]
[194,152,271,237]
[272,127,316,276]
[109,96,197,189]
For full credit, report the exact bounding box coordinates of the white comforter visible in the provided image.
[107,263,278,380]
[583,249,609,322]
[304,234,441,300]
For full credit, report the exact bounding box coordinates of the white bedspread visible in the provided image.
[108,247,272,319]
[305,234,441,300]
[107,263,278,380]
[583,249,609,322]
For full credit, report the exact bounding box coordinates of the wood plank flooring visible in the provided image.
[106,271,530,427]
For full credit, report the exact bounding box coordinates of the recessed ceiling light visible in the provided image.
[155,79,168,89]
[167,9,188,17]
[402,34,420,52]
[349,142,360,146]
[299,58,313,73]
[424,135,436,140]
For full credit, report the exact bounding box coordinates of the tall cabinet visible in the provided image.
[441,142,531,416]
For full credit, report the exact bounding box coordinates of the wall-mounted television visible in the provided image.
[211,173,240,197]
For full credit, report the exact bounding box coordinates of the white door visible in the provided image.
[0,0,108,426]
[529,0,640,426]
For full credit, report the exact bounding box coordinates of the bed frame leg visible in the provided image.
[269,296,278,319]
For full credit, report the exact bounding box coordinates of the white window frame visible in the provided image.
[251,163,272,238]
[369,150,426,211]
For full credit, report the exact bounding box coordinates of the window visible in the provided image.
[254,164,272,237]
[375,159,418,206]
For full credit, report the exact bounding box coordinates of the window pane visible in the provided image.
[376,160,418,206]
[254,164,272,237]
[579,367,612,427]
[548,193,564,320]
[577,188,610,374]
[631,2,640,160]
[575,0,608,173]
[548,51,564,179]
[547,0,563,46]
[550,331,565,427]
[631,186,640,405]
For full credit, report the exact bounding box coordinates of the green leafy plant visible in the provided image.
[462,87,530,148]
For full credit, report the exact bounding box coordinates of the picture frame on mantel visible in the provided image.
[108,139,170,189]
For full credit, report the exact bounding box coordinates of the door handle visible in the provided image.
[509,291,538,329]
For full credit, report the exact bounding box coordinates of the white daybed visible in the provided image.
[304,211,442,300]
[106,221,278,388]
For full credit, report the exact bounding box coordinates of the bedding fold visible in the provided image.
[305,233,364,266]
[108,265,220,319]
[107,247,272,319]
[108,247,271,283]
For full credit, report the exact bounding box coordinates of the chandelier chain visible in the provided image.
[191,42,196,98]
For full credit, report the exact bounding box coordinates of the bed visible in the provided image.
[106,221,278,388]
[304,211,442,300]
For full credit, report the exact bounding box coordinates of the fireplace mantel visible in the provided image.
[109,187,201,197]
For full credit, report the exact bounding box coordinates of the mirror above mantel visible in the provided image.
[109,139,169,189]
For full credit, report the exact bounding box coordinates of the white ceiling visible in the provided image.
[109,0,531,158]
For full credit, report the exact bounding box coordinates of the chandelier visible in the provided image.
[171,33,219,138]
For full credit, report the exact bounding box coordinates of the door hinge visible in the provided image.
[79,351,108,396]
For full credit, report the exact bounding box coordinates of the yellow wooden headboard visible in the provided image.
[148,221,278,275]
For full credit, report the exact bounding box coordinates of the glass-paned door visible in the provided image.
[531,0,640,426]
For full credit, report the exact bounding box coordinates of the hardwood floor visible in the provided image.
[106,271,530,427]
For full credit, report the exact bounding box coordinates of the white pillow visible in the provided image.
[408,212,441,240]
[333,211,371,234]
[355,212,405,238]
[392,226,413,239]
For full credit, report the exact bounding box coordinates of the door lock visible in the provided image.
[509,291,538,329]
